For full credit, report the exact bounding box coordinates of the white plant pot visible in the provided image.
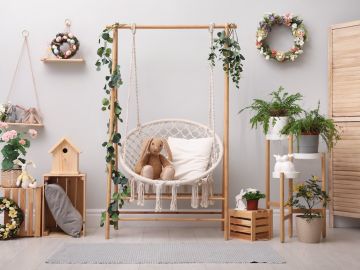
[266,116,288,140]
[296,215,323,243]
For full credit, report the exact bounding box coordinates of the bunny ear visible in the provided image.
[139,138,152,160]
[162,139,173,161]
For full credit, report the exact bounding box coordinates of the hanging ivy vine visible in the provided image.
[208,25,245,89]
[95,23,129,228]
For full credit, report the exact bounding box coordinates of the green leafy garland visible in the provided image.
[0,197,24,240]
[95,24,129,228]
[208,26,245,89]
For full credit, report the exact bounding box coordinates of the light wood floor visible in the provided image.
[1,223,360,270]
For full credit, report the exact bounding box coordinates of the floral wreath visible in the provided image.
[0,197,24,240]
[51,32,80,59]
[256,13,307,62]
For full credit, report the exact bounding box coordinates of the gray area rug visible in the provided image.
[46,243,285,264]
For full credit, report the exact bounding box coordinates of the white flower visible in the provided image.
[0,105,5,113]
[292,23,297,29]
[257,36,262,42]
[297,50,303,54]
[56,36,61,42]
[247,188,258,193]
[68,33,74,38]
[265,55,270,60]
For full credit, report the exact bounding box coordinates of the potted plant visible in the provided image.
[239,86,303,139]
[281,102,340,153]
[0,122,37,187]
[288,176,329,243]
[243,189,266,210]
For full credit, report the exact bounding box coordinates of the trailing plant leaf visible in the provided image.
[95,24,128,228]
[209,26,245,89]
[239,86,303,134]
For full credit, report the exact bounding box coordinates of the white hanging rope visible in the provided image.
[6,30,42,117]
[200,178,209,208]
[123,23,141,160]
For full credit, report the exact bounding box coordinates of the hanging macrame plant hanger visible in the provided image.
[5,30,43,127]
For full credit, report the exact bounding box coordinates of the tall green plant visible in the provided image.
[96,24,129,228]
[281,102,341,150]
[208,26,245,89]
[239,86,303,134]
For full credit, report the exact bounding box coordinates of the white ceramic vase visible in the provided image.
[266,116,288,140]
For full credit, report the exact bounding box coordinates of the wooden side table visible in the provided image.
[229,209,273,241]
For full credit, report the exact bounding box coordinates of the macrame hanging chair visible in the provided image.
[119,24,223,212]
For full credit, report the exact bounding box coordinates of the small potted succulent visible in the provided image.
[243,189,266,210]
[281,102,340,153]
[0,122,37,187]
[0,104,9,122]
[288,176,329,243]
[239,86,303,140]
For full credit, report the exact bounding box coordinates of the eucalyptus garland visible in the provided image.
[0,197,24,240]
[208,26,245,89]
[95,24,129,228]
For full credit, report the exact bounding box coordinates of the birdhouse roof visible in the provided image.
[49,137,81,154]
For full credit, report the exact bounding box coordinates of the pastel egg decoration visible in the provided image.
[50,32,80,59]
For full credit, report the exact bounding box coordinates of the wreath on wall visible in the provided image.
[51,32,80,59]
[256,13,307,62]
[0,197,24,240]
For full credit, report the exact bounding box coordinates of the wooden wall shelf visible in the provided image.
[5,122,44,127]
[41,58,85,63]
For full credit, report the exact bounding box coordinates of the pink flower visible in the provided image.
[19,139,26,145]
[1,130,17,142]
[0,122,8,129]
[28,129,37,139]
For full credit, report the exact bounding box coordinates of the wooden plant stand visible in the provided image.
[42,173,86,237]
[229,209,273,241]
[265,136,327,243]
[1,187,43,237]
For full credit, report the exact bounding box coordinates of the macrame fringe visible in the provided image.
[155,182,163,212]
[137,182,144,206]
[191,183,199,208]
[170,185,178,211]
[129,177,135,202]
[208,175,215,206]
[200,179,209,208]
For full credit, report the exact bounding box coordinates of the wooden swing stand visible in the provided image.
[104,23,235,239]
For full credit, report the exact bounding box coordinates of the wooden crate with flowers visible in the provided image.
[0,122,42,238]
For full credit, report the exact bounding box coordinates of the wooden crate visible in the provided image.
[1,187,42,237]
[229,209,273,241]
[42,174,86,236]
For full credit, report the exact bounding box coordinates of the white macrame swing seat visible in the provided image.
[119,24,223,212]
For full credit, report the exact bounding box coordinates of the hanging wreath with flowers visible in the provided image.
[50,32,80,59]
[0,197,24,240]
[256,13,307,62]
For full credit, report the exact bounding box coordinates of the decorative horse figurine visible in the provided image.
[14,159,37,188]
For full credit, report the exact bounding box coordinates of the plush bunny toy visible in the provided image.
[134,138,175,180]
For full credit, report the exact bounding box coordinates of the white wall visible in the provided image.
[1,0,360,226]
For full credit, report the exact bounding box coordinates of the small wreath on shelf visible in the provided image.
[51,32,80,59]
[0,197,24,240]
[256,13,307,62]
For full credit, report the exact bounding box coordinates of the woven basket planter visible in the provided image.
[1,169,21,187]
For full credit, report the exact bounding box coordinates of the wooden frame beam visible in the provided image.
[106,24,237,30]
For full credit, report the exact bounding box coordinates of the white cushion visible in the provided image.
[167,137,213,180]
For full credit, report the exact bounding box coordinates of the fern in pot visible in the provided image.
[281,102,340,153]
[239,86,303,140]
[288,176,329,243]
